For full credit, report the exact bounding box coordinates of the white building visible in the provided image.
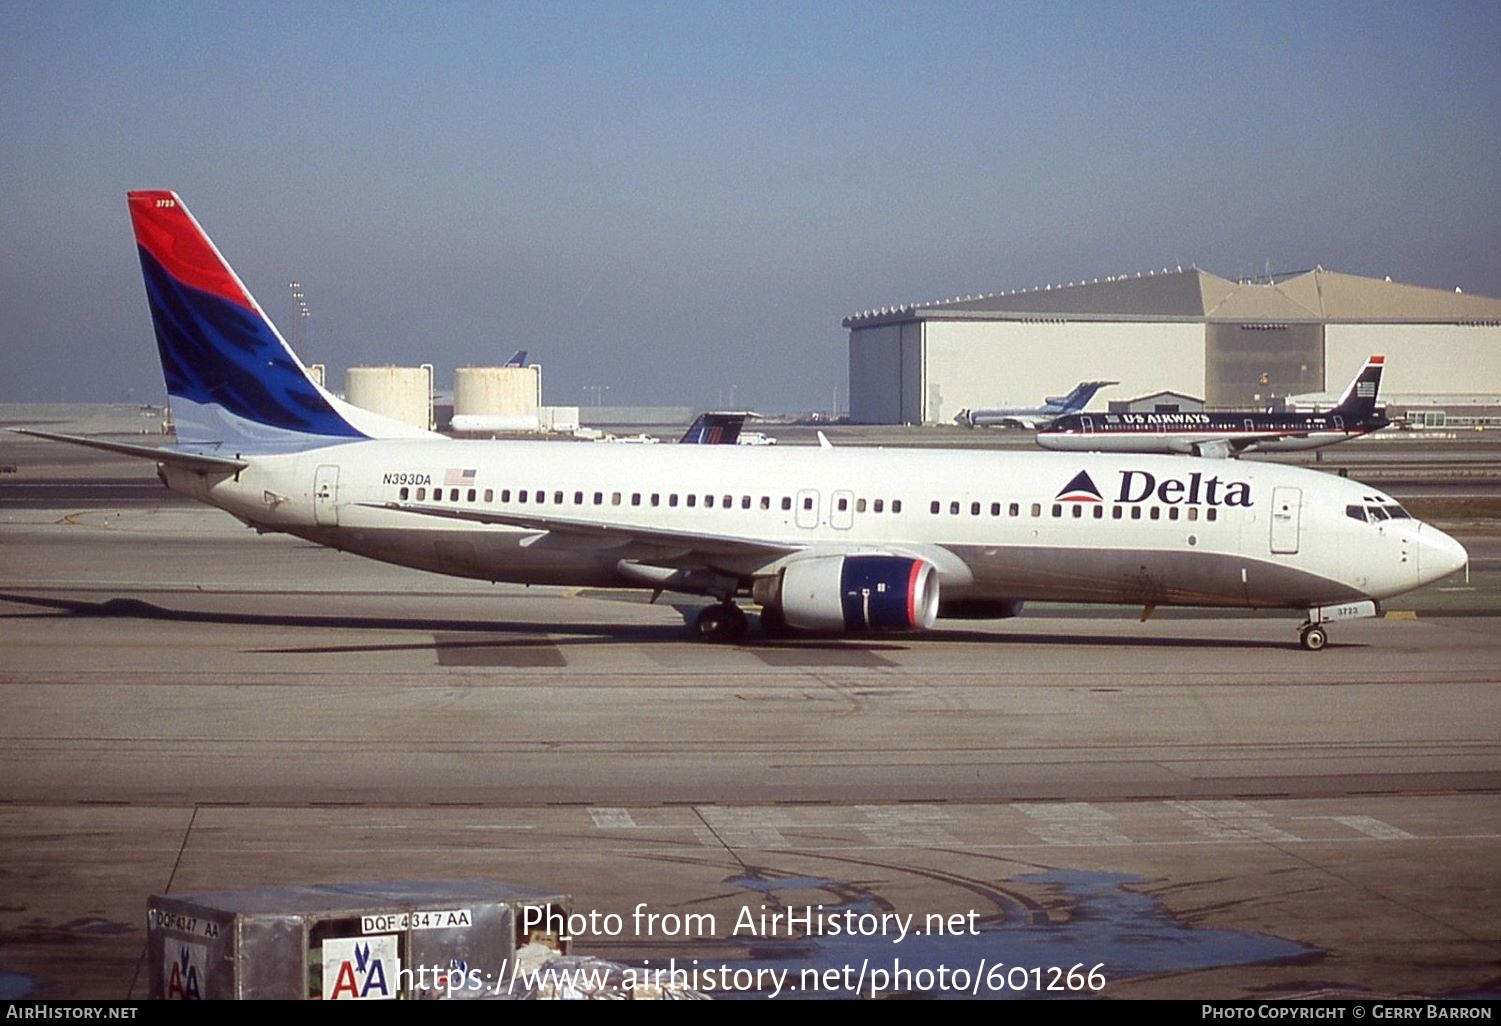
[845,267,1501,424]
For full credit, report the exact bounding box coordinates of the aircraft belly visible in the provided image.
[951,545,1365,608]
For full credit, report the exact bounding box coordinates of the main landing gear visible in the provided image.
[696,602,748,644]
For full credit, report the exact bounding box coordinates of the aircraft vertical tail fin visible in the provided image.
[128,190,437,452]
[1331,355,1385,419]
[1053,380,1118,414]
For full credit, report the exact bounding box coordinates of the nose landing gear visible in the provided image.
[1298,623,1328,651]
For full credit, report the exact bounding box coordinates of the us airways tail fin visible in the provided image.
[1330,355,1385,420]
[128,190,437,452]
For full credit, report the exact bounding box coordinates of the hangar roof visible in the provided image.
[843,267,1501,328]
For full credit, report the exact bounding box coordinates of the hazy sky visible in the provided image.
[4,1,1499,411]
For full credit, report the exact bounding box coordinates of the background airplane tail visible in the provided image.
[1049,380,1117,414]
[1331,355,1385,419]
[128,190,436,452]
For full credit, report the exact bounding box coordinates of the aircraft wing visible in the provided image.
[358,500,801,565]
[1174,436,1287,459]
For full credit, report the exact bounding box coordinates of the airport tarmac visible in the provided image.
[1,424,1499,1000]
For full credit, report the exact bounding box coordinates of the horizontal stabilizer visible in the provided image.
[12,429,248,472]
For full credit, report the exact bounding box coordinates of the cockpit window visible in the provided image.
[1367,505,1389,521]
[1385,505,1411,519]
[1345,504,1367,522]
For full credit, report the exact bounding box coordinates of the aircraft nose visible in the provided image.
[1418,524,1468,586]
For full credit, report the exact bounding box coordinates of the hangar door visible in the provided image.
[1206,323,1322,408]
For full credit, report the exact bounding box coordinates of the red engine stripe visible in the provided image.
[906,560,924,627]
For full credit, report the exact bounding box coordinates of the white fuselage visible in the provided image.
[164,440,1466,614]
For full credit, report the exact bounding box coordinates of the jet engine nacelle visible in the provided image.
[755,554,940,632]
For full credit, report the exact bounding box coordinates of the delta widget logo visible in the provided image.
[1055,470,1104,503]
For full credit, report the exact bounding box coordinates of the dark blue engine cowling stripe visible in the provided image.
[138,246,364,438]
[839,555,922,631]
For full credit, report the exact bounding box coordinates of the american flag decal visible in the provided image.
[1357,383,1376,397]
[444,468,477,486]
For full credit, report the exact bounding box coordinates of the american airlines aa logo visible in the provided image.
[324,935,400,1000]
[1055,470,1103,503]
[165,943,205,999]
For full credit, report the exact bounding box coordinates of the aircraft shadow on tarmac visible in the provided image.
[1,591,1315,652]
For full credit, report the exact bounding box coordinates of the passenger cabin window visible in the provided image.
[1092,506,1103,519]
[651,493,661,507]
[1052,504,1062,517]
[1030,503,1041,517]
[760,496,770,510]
[1131,506,1142,520]
[892,500,902,513]
[611,492,621,505]
[631,493,641,506]
[593,491,603,505]
[1150,507,1161,520]
[855,498,866,513]
[553,491,563,504]
[1111,506,1123,519]
[950,501,960,515]
[1009,503,1019,517]
[742,496,752,509]
[971,502,981,516]
[688,495,698,508]
[467,489,477,502]
[781,497,792,511]
[574,491,584,504]
[1072,505,1083,518]
[416,487,426,501]
[874,499,884,513]
[1207,508,1217,522]
[706,495,715,508]
[669,494,678,507]
[501,489,511,502]
[930,501,940,515]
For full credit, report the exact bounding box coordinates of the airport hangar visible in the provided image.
[844,266,1501,425]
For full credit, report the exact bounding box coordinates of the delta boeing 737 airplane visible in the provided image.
[18,192,1469,651]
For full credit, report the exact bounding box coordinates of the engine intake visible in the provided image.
[755,554,940,632]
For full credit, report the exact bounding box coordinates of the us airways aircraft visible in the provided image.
[18,192,1468,651]
[1037,357,1391,458]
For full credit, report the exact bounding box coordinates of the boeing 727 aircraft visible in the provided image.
[18,192,1468,651]
[1037,358,1390,458]
[954,380,1118,429]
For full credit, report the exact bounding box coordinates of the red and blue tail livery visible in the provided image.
[128,190,431,451]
